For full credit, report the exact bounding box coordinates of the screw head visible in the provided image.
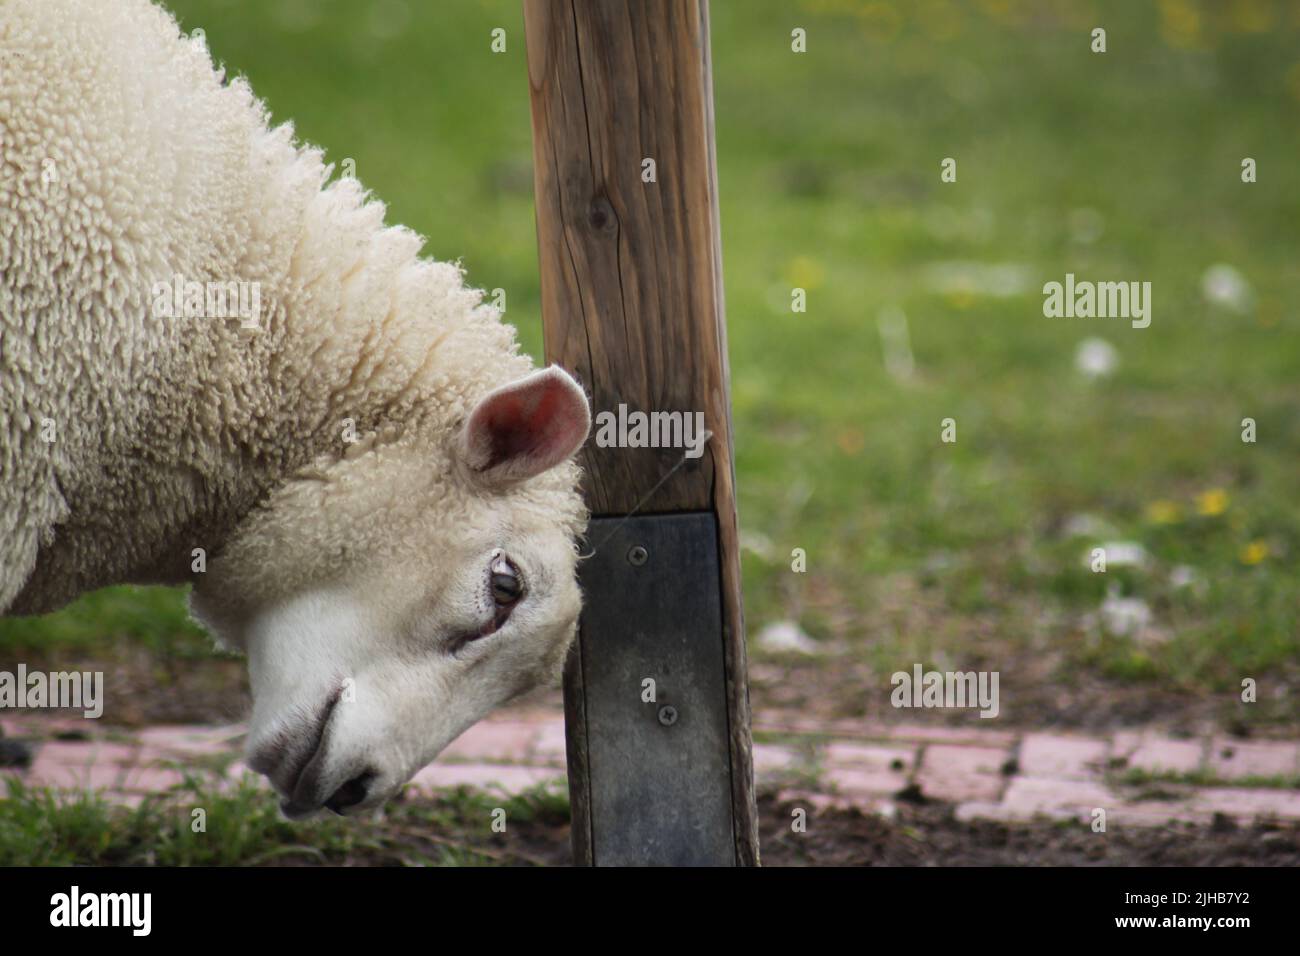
[627,545,649,567]
[657,705,678,726]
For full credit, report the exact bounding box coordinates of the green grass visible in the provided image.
[4,0,1299,722]
[0,773,568,866]
[1117,767,1300,792]
[0,586,211,658]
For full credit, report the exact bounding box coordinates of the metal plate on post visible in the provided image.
[575,512,735,866]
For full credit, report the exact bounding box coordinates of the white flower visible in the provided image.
[1100,584,1152,638]
[755,620,821,656]
[1201,264,1254,314]
[1075,337,1118,378]
[739,530,776,562]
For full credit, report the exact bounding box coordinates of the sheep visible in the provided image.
[0,0,592,817]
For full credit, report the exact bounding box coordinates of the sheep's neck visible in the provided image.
[8,290,460,614]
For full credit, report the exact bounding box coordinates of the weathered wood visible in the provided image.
[560,638,593,865]
[524,0,758,866]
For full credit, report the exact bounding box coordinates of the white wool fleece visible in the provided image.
[0,0,586,620]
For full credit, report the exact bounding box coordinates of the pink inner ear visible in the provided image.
[479,387,565,470]
[464,367,591,482]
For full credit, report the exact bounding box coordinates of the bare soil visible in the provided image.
[419,794,1300,867]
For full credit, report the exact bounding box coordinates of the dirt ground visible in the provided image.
[750,655,1297,738]
[2,643,252,727]
[436,794,1300,867]
[753,797,1300,867]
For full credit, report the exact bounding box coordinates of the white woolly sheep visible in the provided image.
[0,0,591,817]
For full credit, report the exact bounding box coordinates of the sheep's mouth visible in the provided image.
[248,686,343,818]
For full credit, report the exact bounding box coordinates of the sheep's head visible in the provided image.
[190,366,591,817]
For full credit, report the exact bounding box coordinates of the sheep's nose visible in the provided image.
[324,770,375,814]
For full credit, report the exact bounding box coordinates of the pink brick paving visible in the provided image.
[3,708,1298,828]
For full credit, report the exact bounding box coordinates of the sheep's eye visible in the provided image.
[490,555,523,606]
[449,554,525,653]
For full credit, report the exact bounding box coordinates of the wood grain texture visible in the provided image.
[524,0,757,866]
[560,639,593,865]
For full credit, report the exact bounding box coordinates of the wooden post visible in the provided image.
[524,0,758,865]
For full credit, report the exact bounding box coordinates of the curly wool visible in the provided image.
[0,0,581,616]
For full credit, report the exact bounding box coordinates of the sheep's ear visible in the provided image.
[460,366,591,485]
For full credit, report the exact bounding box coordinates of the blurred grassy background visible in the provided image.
[3,0,1298,728]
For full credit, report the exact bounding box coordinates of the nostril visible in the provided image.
[324,770,376,814]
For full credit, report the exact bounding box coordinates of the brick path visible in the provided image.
[3,708,1298,827]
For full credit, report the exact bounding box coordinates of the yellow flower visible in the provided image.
[977,0,1023,26]
[1228,0,1273,34]
[1158,0,1203,49]
[1145,500,1182,524]
[945,290,975,311]
[1240,540,1269,565]
[785,256,826,292]
[1195,489,1229,517]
